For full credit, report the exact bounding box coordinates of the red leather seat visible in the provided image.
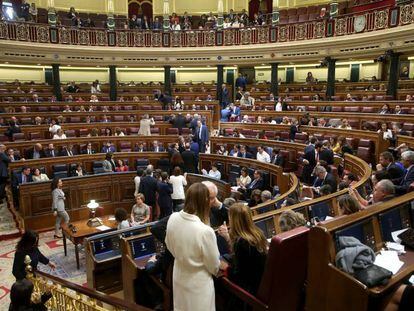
[12,133,25,141]
[344,106,360,112]
[20,117,32,125]
[331,106,343,112]
[181,128,191,135]
[151,128,160,135]
[218,227,309,311]
[113,115,124,122]
[166,128,178,135]
[30,132,41,140]
[357,147,373,164]
[129,127,139,135]
[280,132,290,141]
[119,142,131,152]
[224,128,233,136]
[70,117,81,123]
[65,130,76,138]
[79,129,89,137]
[361,107,375,113]
[295,133,308,143]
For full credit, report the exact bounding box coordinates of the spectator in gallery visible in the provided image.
[115,207,131,230]
[152,17,162,30]
[170,20,181,31]
[91,80,101,93]
[66,81,79,93]
[29,2,38,22]
[131,193,150,225]
[51,178,69,238]
[306,72,315,83]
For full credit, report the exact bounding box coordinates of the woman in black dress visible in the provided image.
[218,203,268,294]
[12,230,55,281]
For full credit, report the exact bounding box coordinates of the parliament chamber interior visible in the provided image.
[1,0,414,310]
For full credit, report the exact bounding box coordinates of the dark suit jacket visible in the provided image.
[25,148,45,160]
[319,149,334,165]
[181,150,196,173]
[395,166,414,195]
[210,203,229,228]
[157,181,173,217]
[271,154,285,168]
[247,178,265,191]
[0,152,10,178]
[319,173,337,192]
[44,149,58,158]
[139,175,158,206]
[170,115,187,133]
[239,152,253,159]
[151,146,165,152]
[81,149,96,155]
[60,148,78,157]
[386,163,405,184]
[13,173,33,188]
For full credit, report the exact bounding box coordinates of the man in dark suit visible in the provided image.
[221,84,229,108]
[245,170,265,198]
[7,148,21,162]
[235,73,247,91]
[190,138,200,173]
[102,142,116,153]
[229,103,241,121]
[378,151,405,185]
[139,167,158,218]
[25,143,45,160]
[239,145,253,159]
[81,142,96,155]
[202,181,229,228]
[170,113,188,135]
[271,148,285,168]
[189,114,199,135]
[151,141,164,152]
[12,166,33,209]
[181,143,196,173]
[134,142,146,152]
[60,144,77,157]
[395,150,414,195]
[44,143,58,158]
[220,106,231,122]
[5,117,21,139]
[312,165,337,194]
[319,140,334,165]
[302,141,322,185]
[158,93,172,110]
[0,144,10,201]
[196,119,209,153]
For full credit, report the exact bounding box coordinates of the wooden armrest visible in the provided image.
[219,277,268,310]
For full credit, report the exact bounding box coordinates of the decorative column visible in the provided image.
[164,65,172,95]
[272,0,280,26]
[329,2,339,18]
[217,0,224,30]
[326,57,336,100]
[109,65,117,101]
[216,65,224,103]
[163,0,170,31]
[47,0,56,26]
[51,64,61,101]
[387,51,400,100]
[106,0,115,30]
[270,63,279,97]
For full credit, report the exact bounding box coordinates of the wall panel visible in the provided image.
[33,0,128,14]
[0,66,45,83]
[117,68,164,82]
[59,68,109,83]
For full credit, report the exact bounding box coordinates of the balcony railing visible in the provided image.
[0,3,412,48]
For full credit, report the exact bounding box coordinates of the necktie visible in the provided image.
[68,151,73,156]
[316,151,319,163]
[22,175,26,184]
[199,126,202,139]
[51,150,54,157]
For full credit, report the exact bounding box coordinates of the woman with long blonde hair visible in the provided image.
[218,203,268,294]
[166,183,221,310]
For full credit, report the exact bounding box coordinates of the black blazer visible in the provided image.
[210,203,229,228]
[25,148,45,160]
[228,238,267,295]
[0,152,10,178]
[319,149,334,165]
[271,154,285,168]
[138,175,158,206]
[44,149,58,158]
[322,173,338,192]
[395,167,414,194]
[13,248,49,280]
[157,181,173,218]
[181,150,196,173]
[386,163,405,184]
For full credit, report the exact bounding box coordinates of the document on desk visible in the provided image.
[391,228,409,244]
[374,250,404,275]
[96,225,111,231]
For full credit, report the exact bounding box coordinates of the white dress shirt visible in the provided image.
[257,150,271,163]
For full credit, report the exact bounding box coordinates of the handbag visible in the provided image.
[353,264,392,288]
[397,228,414,250]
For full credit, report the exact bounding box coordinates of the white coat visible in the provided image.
[166,211,220,311]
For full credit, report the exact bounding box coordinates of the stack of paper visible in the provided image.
[374,250,404,275]
[96,225,111,231]
[391,228,410,244]
[386,242,405,255]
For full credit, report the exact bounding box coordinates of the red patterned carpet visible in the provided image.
[0,230,87,309]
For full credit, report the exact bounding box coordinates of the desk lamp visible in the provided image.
[87,200,103,227]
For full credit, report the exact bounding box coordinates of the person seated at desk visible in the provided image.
[350,179,395,209]
[131,193,150,225]
[102,142,116,154]
[337,194,360,216]
[202,164,221,180]
[53,129,67,140]
[73,164,86,176]
[218,203,268,295]
[12,230,55,281]
[248,189,262,208]
[32,168,49,182]
[279,210,306,232]
[115,207,131,230]
[103,152,116,172]
[115,159,129,172]
[236,167,251,191]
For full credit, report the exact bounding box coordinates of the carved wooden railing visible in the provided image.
[0,3,412,47]
[24,256,150,311]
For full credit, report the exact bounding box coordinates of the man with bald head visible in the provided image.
[25,143,45,159]
[202,181,229,228]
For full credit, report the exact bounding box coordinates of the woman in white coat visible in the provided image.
[166,182,221,311]
[138,114,155,136]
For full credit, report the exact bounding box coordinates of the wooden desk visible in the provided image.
[62,215,117,269]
